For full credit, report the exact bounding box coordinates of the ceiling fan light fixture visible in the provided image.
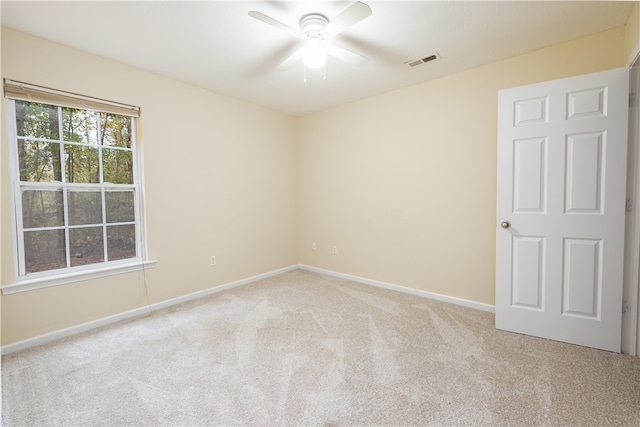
[303,43,327,69]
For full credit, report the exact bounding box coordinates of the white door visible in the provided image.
[496,67,629,352]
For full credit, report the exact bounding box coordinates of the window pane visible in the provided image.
[24,229,66,273]
[68,190,102,225]
[107,224,136,261]
[106,190,135,223]
[62,108,98,145]
[103,148,133,184]
[100,113,132,148]
[22,189,64,228]
[64,144,100,183]
[15,101,59,139]
[11,97,142,277]
[18,140,63,182]
[70,227,104,267]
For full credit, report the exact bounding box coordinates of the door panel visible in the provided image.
[511,236,545,309]
[513,137,547,213]
[565,132,604,213]
[496,67,629,352]
[562,238,601,318]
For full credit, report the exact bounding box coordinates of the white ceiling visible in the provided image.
[1,1,635,116]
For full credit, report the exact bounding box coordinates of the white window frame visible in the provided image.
[3,81,155,295]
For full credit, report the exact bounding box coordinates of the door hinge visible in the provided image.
[630,93,637,109]
[623,299,629,314]
[627,198,633,213]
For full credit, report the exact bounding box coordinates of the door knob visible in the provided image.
[501,221,511,229]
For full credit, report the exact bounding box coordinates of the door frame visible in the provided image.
[624,56,640,356]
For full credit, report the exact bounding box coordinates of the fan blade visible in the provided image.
[326,44,368,67]
[324,2,372,37]
[276,48,304,71]
[248,11,303,38]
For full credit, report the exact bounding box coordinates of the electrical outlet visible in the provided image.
[332,245,338,255]
[312,242,317,251]
[210,256,217,266]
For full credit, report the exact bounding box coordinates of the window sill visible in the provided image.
[1,260,157,295]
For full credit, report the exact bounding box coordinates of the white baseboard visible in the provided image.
[1,264,298,355]
[2,263,494,355]
[298,264,495,313]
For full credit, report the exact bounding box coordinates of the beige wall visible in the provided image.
[626,2,640,65]
[1,28,298,344]
[297,27,626,305]
[0,24,629,346]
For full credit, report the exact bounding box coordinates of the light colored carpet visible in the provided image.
[2,269,640,426]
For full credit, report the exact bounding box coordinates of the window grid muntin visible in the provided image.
[10,99,141,278]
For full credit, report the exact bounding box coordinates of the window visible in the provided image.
[4,80,148,288]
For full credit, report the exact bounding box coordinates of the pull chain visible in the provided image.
[303,63,327,83]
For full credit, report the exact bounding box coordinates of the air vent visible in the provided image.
[405,53,441,68]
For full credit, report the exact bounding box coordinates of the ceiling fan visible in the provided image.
[248,1,372,72]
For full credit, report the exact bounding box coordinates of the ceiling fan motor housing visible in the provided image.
[300,14,329,40]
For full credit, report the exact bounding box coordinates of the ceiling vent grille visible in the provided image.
[406,52,441,68]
